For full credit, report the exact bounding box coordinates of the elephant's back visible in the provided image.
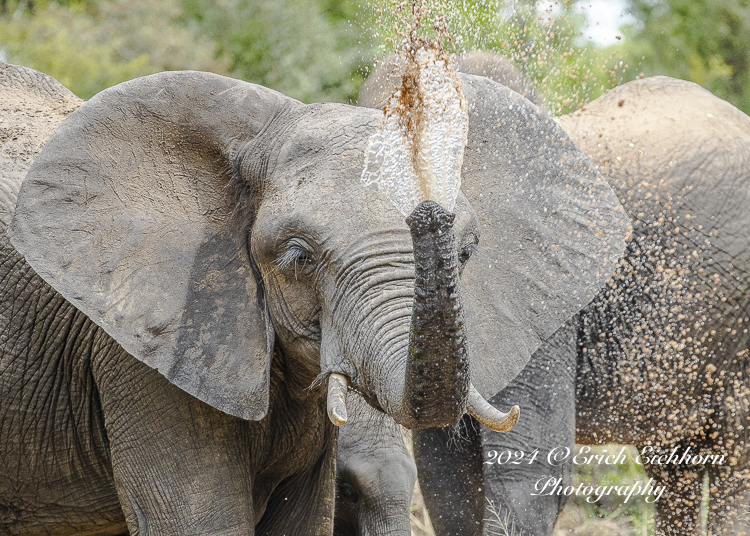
[559,76,750,267]
[0,67,122,529]
[0,62,82,231]
[0,63,86,368]
[559,76,750,184]
[567,77,750,445]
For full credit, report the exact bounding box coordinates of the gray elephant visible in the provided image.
[0,61,627,535]
[334,393,417,536]
[357,52,567,536]
[0,63,412,536]
[565,76,750,536]
[411,76,750,536]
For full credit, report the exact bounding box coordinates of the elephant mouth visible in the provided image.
[325,372,519,433]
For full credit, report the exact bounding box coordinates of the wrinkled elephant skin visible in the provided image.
[334,393,417,536]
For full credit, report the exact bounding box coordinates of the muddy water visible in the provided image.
[361,1,467,217]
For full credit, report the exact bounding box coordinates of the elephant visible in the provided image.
[564,76,750,536]
[0,60,629,535]
[0,62,413,536]
[357,51,565,536]
[334,392,417,536]
[405,76,750,536]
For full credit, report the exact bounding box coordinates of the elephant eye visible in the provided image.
[275,242,315,278]
[459,238,478,265]
[339,482,359,504]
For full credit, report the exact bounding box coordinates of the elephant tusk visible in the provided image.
[467,385,520,433]
[327,373,349,426]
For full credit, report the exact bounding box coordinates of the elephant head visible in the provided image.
[8,70,628,430]
[335,392,416,536]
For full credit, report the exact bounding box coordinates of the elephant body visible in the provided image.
[566,76,750,535]
[0,65,129,534]
[0,61,627,535]
[0,320,336,534]
[415,76,750,536]
[0,64,337,536]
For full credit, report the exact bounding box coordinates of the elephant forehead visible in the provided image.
[338,452,416,492]
[264,105,412,225]
[271,104,379,175]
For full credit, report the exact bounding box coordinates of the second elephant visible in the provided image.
[334,393,417,536]
[416,76,750,536]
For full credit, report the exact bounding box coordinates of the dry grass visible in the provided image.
[409,478,435,536]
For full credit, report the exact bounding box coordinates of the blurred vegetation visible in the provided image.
[0,0,377,102]
[0,0,226,99]
[618,0,750,117]
[364,0,623,114]
[3,0,746,113]
[474,1,624,114]
[180,0,373,103]
[553,446,656,536]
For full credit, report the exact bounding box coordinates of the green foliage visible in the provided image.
[0,0,379,103]
[0,4,150,99]
[0,0,226,99]
[0,0,625,110]
[567,446,655,535]
[182,0,374,103]
[362,0,622,115]
[2,0,747,114]
[620,0,750,114]
[481,1,622,114]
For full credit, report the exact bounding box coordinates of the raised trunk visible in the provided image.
[402,200,469,428]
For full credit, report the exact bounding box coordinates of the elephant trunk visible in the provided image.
[400,200,469,428]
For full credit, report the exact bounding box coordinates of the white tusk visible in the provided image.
[467,384,520,432]
[327,373,349,426]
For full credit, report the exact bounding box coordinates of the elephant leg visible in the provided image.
[643,457,703,535]
[413,415,485,536]
[483,325,576,536]
[94,351,257,535]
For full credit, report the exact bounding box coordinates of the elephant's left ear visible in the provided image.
[9,71,298,420]
[458,74,630,399]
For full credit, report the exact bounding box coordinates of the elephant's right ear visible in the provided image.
[9,71,300,420]
[457,74,631,399]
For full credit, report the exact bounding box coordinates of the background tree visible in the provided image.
[0,0,622,110]
[363,0,622,114]
[481,0,622,114]
[181,0,374,103]
[0,0,226,99]
[619,0,750,114]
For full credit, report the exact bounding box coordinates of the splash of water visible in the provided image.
[361,3,468,217]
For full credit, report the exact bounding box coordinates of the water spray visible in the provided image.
[361,0,468,217]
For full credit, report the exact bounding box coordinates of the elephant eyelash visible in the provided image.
[275,244,314,279]
[459,243,478,264]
